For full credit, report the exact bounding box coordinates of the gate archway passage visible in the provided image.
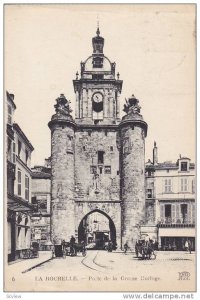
[78,209,117,250]
[75,201,121,249]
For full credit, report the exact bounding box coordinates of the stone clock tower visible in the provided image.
[73,27,122,125]
[49,28,148,249]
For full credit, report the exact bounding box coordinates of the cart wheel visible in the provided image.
[151,253,156,260]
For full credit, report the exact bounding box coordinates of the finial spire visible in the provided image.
[96,14,100,36]
[92,17,104,54]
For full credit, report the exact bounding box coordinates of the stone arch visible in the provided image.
[77,209,117,249]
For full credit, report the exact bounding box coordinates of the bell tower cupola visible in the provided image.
[92,27,104,55]
[73,27,123,125]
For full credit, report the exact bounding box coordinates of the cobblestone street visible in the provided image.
[5,250,195,292]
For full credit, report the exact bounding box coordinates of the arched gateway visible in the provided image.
[75,202,121,249]
[77,209,117,249]
[48,28,147,250]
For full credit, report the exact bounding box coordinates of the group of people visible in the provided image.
[62,236,192,254]
[123,239,155,254]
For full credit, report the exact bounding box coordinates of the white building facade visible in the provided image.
[144,143,195,251]
[6,91,35,261]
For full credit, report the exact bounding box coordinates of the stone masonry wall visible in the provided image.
[74,128,120,202]
[121,124,146,248]
[51,124,75,243]
[74,127,121,246]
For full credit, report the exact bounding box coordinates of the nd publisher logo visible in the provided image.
[178,271,190,280]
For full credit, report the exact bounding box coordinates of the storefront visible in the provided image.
[158,227,195,251]
[7,194,36,261]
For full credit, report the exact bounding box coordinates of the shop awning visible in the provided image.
[158,227,195,237]
[7,193,37,213]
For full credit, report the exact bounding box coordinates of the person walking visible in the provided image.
[185,239,189,252]
[124,241,128,254]
[70,235,76,255]
[188,240,192,254]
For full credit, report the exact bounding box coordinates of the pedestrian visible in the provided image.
[108,240,113,252]
[185,239,189,252]
[188,240,192,254]
[135,241,139,257]
[70,235,76,255]
[124,241,128,254]
[70,235,76,245]
[61,239,65,250]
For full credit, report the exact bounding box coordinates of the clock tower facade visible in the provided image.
[73,27,122,125]
[49,28,147,250]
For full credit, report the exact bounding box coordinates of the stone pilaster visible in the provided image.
[48,94,76,244]
[120,95,148,249]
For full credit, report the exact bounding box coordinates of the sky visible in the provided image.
[5,4,196,166]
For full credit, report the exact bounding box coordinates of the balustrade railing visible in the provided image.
[157,217,195,227]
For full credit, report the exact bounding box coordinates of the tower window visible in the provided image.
[110,146,113,151]
[99,166,103,174]
[98,151,104,164]
[90,166,97,174]
[104,166,111,174]
[92,56,103,68]
[147,189,153,199]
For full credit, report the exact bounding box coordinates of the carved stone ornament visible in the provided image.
[123,94,141,115]
[54,94,72,116]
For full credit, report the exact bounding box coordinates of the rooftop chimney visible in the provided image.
[153,141,158,165]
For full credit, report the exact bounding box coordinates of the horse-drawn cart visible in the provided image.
[135,239,156,260]
[64,242,87,257]
[53,241,87,258]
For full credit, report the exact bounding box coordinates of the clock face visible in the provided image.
[92,92,103,103]
[92,92,103,113]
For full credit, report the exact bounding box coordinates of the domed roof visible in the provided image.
[84,55,112,72]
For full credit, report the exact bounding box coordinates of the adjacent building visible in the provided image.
[6,91,36,261]
[144,143,195,250]
[31,162,51,250]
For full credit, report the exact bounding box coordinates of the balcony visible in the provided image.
[157,217,195,228]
